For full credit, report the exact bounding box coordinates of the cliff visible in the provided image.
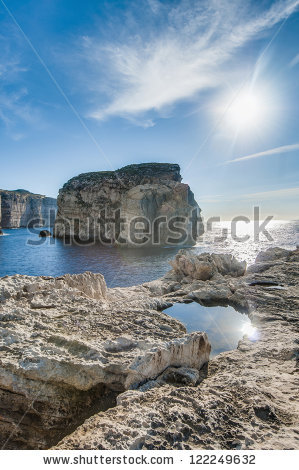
[54,163,203,246]
[0,189,57,228]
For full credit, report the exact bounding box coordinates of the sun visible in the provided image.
[212,83,276,136]
[225,88,265,132]
[227,90,261,127]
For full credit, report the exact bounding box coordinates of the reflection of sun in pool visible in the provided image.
[242,323,258,341]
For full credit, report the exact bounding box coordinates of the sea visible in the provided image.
[0,220,298,287]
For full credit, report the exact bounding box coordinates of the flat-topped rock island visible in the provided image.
[54,163,203,246]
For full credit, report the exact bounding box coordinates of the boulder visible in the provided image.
[170,251,246,280]
[255,247,291,263]
[39,229,51,237]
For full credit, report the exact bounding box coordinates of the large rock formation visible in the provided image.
[54,163,202,246]
[0,189,57,228]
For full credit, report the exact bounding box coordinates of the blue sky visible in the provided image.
[0,0,298,219]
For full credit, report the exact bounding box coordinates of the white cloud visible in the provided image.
[226,143,299,164]
[84,0,299,122]
[0,86,40,130]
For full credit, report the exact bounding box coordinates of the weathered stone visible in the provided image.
[255,247,291,263]
[157,366,200,386]
[54,248,299,451]
[0,272,210,449]
[0,189,57,228]
[54,163,203,247]
[1,247,299,450]
[187,284,232,303]
[169,251,246,280]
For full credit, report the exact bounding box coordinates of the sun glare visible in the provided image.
[227,90,260,127]
[242,323,259,341]
[225,89,265,132]
[213,83,277,136]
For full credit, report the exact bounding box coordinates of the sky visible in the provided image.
[0,0,299,220]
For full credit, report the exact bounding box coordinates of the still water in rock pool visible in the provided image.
[164,302,255,357]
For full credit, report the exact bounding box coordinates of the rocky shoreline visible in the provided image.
[0,247,298,449]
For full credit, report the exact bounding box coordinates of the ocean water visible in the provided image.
[0,220,298,287]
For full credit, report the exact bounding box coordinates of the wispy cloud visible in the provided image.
[0,36,40,137]
[82,0,299,123]
[226,143,299,164]
[147,0,161,15]
[241,186,299,200]
[198,194,225,204]
[198,186,299,205]
[289,52,299,67]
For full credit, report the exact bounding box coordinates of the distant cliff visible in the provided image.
[0,189,57,228]
[54,163,203,246]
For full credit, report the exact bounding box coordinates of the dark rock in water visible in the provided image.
[39,230,51,237]
[0,229,3,235]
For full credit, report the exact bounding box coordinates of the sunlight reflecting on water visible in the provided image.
[195,220,298,265]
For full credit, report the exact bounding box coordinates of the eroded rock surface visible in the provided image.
[169,251,247,281]
[0,271,210,449]
[54,163,202,246]
[54,248,299,450]
[1,248,298,450]
[0,189,57,228]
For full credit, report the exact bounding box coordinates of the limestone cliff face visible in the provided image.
[54,163,202,246]
[0,189,57,228]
